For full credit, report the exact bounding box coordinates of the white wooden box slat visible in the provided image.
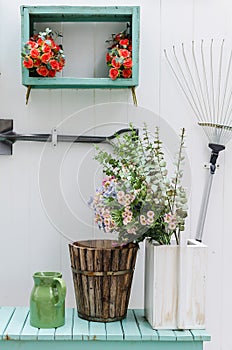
[144,239,207,329]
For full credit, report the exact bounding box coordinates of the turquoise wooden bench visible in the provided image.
[0,307,210,349]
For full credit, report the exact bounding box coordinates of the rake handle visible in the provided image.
[196,143,225,242]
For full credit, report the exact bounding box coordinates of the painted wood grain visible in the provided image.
[144,239,207,329]
[2,307,29,340]
[0,307,15,339]
[20,310,38,340]
[0,306,210,346]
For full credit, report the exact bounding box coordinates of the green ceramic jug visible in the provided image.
[30,272,66,328]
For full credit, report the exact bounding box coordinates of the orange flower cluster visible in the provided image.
[22,28,65,77]
[106,31,133,80]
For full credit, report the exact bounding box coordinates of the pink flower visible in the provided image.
[164,213,177,230]
[123,216,132,225]
[140,215,147,226]
[95,214,102,224]
[127,227,137,234]
[109,68,119,80]
[104,218,111,226]
[168,222,177,230]
[164,213,172,223]
[147,217,154,224]
[124,206,131,212]
[117,191,125,201]
[104,226,111,233]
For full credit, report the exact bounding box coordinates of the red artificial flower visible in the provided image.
[50,59,59,70]
[22,28,65,78]
[37,38,44,46]
[57,64,63,71]
[36,66,49,77]
[50,39,56,50]
[48,69,56,77]
[111,57,121,69]
[30,48,40,59]
[53,44,61,52]
[114,34,122,42]
[118,49,130,58]
[123,57,133,69]
[119,39,129,47]
[58,57,65,71]
[122,69,132,78]
[27,40,38,49]
[41,53,52,64]
[106,52,112,63]
[109,68,119,80]
[23,57,33,69]
[42,44,52,54]
[33,58,42,67]
[106,30,132,80]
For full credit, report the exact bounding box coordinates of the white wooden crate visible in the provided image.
[144,239,207,329]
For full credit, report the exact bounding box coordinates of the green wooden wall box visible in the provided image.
[20,6,140,89]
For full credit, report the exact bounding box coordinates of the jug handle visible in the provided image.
[54,278,66,306]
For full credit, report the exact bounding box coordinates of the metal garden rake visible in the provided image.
[164,39,232,241]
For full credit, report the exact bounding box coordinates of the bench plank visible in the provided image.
[157,329,177,341]
[121,309,141,340]
[2,307,29,340]
[55,308,73,340]
[89,320,106,340]
[73,309,89,340]
[174,330,194,341]
[105,320,123,340]
[20,311,38,340]
[0,306,211,347]
[190,329,211,341]
[37,327,55,340]
[0,307,15,340]
[133,309,158,340]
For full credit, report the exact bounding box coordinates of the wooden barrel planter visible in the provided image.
[69,239,138,322]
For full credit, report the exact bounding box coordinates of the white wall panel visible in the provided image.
[1,0,232,348]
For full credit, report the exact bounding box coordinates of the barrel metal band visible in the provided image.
[71,267,134,276]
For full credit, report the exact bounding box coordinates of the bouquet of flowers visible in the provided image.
[21,28,65,77]
[106,29,133,80]
[89,125,188,245]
